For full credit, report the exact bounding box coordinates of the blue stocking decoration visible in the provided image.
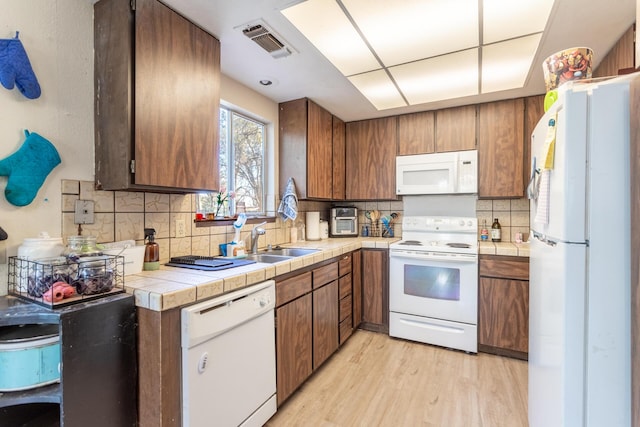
[0,130,61,206]
[0,32,41,99]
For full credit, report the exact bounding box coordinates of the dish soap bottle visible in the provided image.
[480,220,489,241]
[143,228,160,271]
[491,218,502,242]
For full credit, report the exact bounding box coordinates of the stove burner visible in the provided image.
[446,243,471,249]
[398,240,423,246]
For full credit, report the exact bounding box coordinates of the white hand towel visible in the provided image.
[278,177,298,222]
[534,170,551,225]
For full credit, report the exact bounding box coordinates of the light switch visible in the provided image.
[74,200,95,224]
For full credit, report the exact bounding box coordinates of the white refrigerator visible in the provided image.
[528,74,633,427]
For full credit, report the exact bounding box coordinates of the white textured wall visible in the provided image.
[0,1,95,295]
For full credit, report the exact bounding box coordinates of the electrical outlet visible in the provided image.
[176,219,186,238]
[74,200,95,224]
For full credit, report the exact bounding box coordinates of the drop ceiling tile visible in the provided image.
[389,49,479,105]
[483,0,555,44]
[343,0,479,66]
[348,70,407,110]
[281,0,380,75]
[481,33,542,93]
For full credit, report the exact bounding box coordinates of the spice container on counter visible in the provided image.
[63,235,103,261]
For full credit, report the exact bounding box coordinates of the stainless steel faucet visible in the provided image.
[250,221,267,254]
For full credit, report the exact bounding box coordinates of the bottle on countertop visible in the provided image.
[491,218,502,242]
[143,228,160,271]
[480,220,489,241]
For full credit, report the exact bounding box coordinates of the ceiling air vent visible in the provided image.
[241,20,294,59]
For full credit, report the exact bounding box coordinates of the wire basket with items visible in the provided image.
[8,254,125,308]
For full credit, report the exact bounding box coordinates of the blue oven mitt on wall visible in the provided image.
[0,32,41,99]
[0,130,61,206]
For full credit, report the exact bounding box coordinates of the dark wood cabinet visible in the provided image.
[478,256,530,360]
[338,255,353,344]
[94,0,220,192]
[275,272,313,405]
[398,111,435,155]
[435,105,477,152]
[279,98,334,200]
[352,250,362,329]
[478,99,525,198]
[0,294,137,426]
[345,117,397,200]
[361,249,389,333]
[313,280,339,369]
[332,115,346,200]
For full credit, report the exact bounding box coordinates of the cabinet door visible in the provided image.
[435,105,477,152]
[332,115,346,200]
[345,117,397,200]
[524,95,545,188]
[307,100,333,199]
[478,99,525,198]
[479,277,529,354]
[352,250,362,328]
[134,0,219,190]
[398,111,435,155]
[313,280,339,369]
[276,294,312,405]
[361,249,388,332]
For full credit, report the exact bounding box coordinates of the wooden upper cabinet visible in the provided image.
[435,105,477,152]
[279,98,333,200]
[332,115,346,200]
[345,117,397,200]
[478,99,525,198]
[94,0,220,192]
[397,111,435,155]
[524,95,545,190]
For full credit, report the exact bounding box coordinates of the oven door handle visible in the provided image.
[389,250,477,263]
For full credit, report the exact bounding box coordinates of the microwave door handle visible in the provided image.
[390,251,477,263]
[452,157,458,193]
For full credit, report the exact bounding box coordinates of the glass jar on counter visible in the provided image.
[64,236,103,261]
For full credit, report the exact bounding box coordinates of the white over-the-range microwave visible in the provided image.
[396,150,478,195]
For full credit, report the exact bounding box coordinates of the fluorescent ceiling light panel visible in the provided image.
[348,70,407,110]
[483,0,556,44]
[482,33,542,93]
[342,0,478,66]
[390,49,479,105]
[281,0,380,75]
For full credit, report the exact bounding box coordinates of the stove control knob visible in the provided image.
[467,220,473,226]
[459,220,465,226]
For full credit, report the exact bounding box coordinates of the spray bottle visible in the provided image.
[143,228,160,270]
[228,213,247,257]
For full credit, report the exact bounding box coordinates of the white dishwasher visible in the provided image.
[181,280,276,427]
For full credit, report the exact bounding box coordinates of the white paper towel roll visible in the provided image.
[306,211,320,241]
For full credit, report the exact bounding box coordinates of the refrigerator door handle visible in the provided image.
[531,230,588,246]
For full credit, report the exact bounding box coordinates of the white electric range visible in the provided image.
[389,216,478,353]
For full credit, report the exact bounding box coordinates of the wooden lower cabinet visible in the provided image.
[352,250,362,328]
[361,249,388,333]
[313,280,339,369]
[478,256,530,360]
[276,293,313,405]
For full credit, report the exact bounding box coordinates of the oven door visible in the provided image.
[389,249,478,325]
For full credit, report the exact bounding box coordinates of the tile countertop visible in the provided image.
[479,241,530,257]
[123,237,397,312]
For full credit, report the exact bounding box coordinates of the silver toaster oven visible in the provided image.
[330,207,358,237]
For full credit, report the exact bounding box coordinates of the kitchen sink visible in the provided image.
[258,247,320,257]
[245,254,294,264]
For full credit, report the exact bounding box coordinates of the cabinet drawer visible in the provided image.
[276,271,312,306]
[479,256,529,281]
[339,274,352,300]
[339,294,352,321]
[313,262,339,289]
[338,255,352,277]
[339,317,353,344]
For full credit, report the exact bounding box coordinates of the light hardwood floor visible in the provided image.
[266,330,528,427]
